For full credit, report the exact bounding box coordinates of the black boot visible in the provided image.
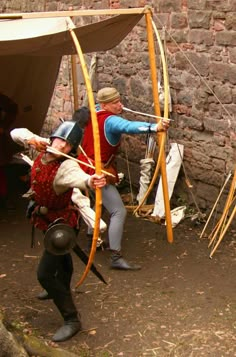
[37,290,52,300]
[52,294,81,342]
[52,319,81,342]
[110,251,141,270]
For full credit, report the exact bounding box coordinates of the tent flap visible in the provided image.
[0,12,144,159]
[0,14,144,56]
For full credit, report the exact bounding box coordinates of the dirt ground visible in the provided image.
[0,173,236,357]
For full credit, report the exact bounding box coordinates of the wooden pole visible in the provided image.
[71,54,79,111]
[0,7,150,20]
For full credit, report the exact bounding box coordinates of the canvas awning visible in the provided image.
[0,14,143,55]
[0,12,144,156]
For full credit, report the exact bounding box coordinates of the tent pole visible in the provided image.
[70,14,79,112]
[71,55,79,111]
[0,8,149,20]
[145,10,173,243]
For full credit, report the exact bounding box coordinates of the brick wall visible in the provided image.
[1,0,235,210]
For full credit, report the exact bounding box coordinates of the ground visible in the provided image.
[0,173,236,357]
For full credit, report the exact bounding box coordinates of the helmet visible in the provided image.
[50,121,83,150]
[44,223,76,255]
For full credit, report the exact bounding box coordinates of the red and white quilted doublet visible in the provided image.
[31,153,78,231]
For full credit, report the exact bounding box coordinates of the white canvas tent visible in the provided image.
[0,11,143,152]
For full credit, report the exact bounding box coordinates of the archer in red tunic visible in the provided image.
[76,87,170,270]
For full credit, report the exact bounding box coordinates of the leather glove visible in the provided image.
[151,119,170,132]
[27,138,48,152]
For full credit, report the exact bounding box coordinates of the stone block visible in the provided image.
[189,29,214,46]
[229,47,236,63]
[216,31,236,46]
[169,29,189,43]
[175,52,209,76]
[157,0,182,12]
[210,62,236,85]
[170,13,188,29]
[188,11,212,29]
[178,115,204,130]
[188,0,207,10]
[206,0,233,12]
[214,84,232,104]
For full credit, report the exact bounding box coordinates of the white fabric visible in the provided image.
[53,160,89,194]
[0,18,70,41]
[136,158,155,204]
[165,206,186,228]
[10,128,49,145]
[152,142,184,219]
[72,188,107,232]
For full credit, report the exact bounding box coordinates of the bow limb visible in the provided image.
[134,11,165,214]
[135,12,173,243]
[68,19,102,287]
[152,19,173,243]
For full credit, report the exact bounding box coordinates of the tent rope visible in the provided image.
[153,15,234,126]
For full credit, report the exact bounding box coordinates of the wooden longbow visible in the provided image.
[134,11,173,243]
[68,18,103,287]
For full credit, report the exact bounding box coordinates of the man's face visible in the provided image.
[51,138,73,156]
[102,98,123,115]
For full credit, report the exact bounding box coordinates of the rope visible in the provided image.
[175,143,204,218]
[153,15,234,125]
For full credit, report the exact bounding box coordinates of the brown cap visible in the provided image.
[96,87,120,103]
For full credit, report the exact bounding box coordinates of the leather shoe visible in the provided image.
[110,256,141,270]
[37,290,52,300]
[52,320,81,342]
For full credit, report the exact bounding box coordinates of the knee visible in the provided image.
[112,206,127,221]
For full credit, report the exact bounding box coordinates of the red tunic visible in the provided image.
[78,111,120,182]
[31,153,78,231]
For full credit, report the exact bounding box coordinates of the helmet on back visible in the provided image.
[50,121,82,151]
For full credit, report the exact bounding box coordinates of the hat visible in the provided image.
[96,87,120,103]
[50,121,83,150]
[44,223,76,255]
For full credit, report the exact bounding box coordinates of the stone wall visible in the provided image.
[1,0,236,210]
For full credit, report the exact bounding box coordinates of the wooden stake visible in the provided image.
[200,171,232,239]
[207,167,236,256]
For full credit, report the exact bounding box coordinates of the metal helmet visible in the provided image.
[44,223,76,255]
[50,121,83,150]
